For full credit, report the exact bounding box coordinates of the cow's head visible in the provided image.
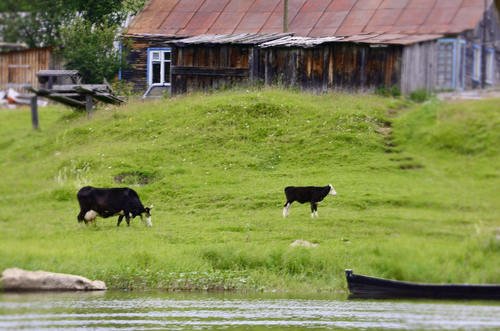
[142,205,153,227]
[329,184,337,196]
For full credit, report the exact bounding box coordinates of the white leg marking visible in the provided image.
[283,203,291,218]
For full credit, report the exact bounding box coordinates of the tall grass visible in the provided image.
[0,88,498,292]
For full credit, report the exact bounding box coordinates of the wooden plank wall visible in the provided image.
[255,43,402,92]
[171,45,250,95]
[401,42,437,94]
[0,47,55,90]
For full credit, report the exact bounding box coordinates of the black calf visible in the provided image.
[283,184,337,218]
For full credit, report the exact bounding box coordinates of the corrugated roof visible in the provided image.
[127,0,494,42]
[173,33,444,48]
[174,33,292,46]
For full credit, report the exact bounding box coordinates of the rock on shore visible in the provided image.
[0,268,106,291]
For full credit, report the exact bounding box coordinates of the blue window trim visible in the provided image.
[118,42,123,81]
[485,47,495,84]
[472,44,482,82]
[147,47,172,86]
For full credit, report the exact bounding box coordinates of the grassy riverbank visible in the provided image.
[0,88,498,292]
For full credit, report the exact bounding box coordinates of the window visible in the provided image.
[472,45,481,82]
[485,48,495,84]
[436,40,455,89]
[436,38,465,90]
[148,48,171,86]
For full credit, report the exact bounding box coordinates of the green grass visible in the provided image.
[0,88,498,292]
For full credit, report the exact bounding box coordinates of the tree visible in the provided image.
[0,0,75,47]
[0,0,145,47]
[59,19,125,84]
[1,0,145,82]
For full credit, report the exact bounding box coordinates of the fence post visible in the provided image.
[30,96,39,130]
[85,94,93,118]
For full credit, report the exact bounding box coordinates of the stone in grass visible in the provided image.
[0,268,106,291]
[290,239,319,248]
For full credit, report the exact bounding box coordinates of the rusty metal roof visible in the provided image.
[126,0,494,44]
[173,32,443,48]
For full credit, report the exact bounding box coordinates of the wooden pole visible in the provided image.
[30,96,39,130]
[283,0,289,33]
[85,94,93,118]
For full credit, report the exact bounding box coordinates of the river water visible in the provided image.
[0,291,499,330]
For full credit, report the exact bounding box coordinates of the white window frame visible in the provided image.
[472,45,481,82]
[485,48,495,85]
[147,48,171,86]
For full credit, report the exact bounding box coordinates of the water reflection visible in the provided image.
[1,291,499,330]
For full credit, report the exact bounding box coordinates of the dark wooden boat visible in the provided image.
[345,269,500,300]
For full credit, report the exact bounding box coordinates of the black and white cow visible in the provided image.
[77,186,152,227]
[283,184,337,218]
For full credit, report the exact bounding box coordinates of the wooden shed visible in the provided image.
[0,47,61,91]
[123,0,500,96]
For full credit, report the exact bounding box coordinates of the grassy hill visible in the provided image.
[0,88,498,292]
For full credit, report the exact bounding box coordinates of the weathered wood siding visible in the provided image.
[0,47,58,90]
[121,36,175,92]
[402,4,500,93]
[171,45,250,95]
[256,43,402,92]
[462,3,500,88]
[401,42,437,93]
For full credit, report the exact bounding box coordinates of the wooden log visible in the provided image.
[75,86,125,104]
[45,94,86,109]
[49,93,83,98]
[93,93,125,104]
[51,84,109,92]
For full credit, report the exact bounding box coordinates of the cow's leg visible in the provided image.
[125,212,131,226]
[310,203,318,218]
[283,201,292,218]
[117,215,124,227]
[77,210,86,223]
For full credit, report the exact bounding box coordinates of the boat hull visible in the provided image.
[345,270,500,300]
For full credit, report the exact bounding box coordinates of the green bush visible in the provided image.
[375,85,401,98]
[409,89,432,102]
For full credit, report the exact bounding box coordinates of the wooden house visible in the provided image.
[122,0,500,96]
